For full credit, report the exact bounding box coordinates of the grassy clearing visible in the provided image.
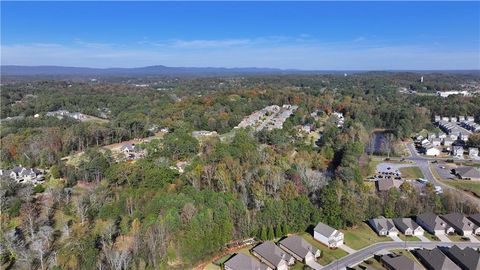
[299,233,348,265]
[399,166,424,179]
[341,223,392,250]
[442,180,480,198]
[423,232,439,241]
[448,234,470,242]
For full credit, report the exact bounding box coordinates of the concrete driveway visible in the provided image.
[436,234,451,242]
[416,235,431,242]
[389,234,402,242]
[306,260,322,270]
[338,244,356,254]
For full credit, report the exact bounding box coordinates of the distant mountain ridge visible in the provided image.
[1,65,307,76]
[2,65,478,77]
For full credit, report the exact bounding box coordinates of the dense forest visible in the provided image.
[1,73,480,269]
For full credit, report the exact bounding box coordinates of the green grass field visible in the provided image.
[398,234,420,241]
[447,234,470,242]
[442,180,480,198]
[299,233,348,265]
[423,232,439,241]
[341,223,392,250]
[399,166,424,179]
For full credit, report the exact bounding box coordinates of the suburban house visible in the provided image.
[392,218,424,236]
[224,253,272,270]
[381,254,423,270]
[278,235,320,263]
[1,166,45,184]
[444,245,480,270]
[416,213,454,235]
[120,143,137,153]
[443,138,454,146]
[453,166,480,180]
[368,217,399,236]
[452,146,464,158]
[425,146,440,156]
[191,130,218,138]
[470,148,479,158]
[468,213,480,228]
[413,247,461,270]
[376,178,403,192]
[251,241,294,270]
[313,222,344,248]
[441,213,479,236]
[431,138,442,147]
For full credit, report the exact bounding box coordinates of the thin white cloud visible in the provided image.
[1,38,479,70]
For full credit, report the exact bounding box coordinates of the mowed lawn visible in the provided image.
[341,223,392,250]
[398,234,420,241]
[399,166,424,179]
[442,180,480,198]
[299,233,348,265]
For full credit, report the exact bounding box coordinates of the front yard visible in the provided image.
[341,223,392,250]
[299,233,348,265]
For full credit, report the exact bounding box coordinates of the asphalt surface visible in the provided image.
[404,143,480,207]
[320,241,480,270]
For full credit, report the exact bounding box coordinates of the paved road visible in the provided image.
[320,241,480,270]
[405,143,480,207]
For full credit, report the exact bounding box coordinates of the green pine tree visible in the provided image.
[267,225,275,240]
[282,223,290,235]
[260,225,267,240]
[275,225,283,238]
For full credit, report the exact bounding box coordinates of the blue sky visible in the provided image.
[2,1,479,70]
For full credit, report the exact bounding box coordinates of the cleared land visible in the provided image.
[399,166,424,179]
[340,223,392,250]
[442,179,480,198]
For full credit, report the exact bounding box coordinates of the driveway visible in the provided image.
[389,234,402,242]
[435,234,451,242]
[338,244,356,254]
[466,234,480,243]
[416,235,431,242]
[306,260,322,270]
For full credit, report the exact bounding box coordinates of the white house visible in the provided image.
[368,217,399,236]
[392,218,424,236]
[469,148,479,158]
[443,138,454,146]
[416,213,455,235]
[425,147,440,156]
[313,222,344,248]
[431,138,442,147]
[453,146,464,158]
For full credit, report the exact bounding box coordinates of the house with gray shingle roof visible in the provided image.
[468,213,480,229]
[278,235,320,263]
[414,247,461,270]
[453,167,480,180]
[416,213,455,235]
[224,253,272,270]
[251,241,294,270]
[444,245,480,270]
[313,222,344,248]
[442,212,479,236]
[393,218,424,236]
[381,254,423,270]
[368,217,399,236]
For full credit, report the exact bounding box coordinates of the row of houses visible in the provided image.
[415,134,479,158]
[0,166,45,184]
[369,212,480,237]
[46,110,88,121]
[380,245,480,270]
[434,115,475,123]
[224,221,344,270]
[235,105,298,131]
[437,120,471,142]
[461,121,480,132]
[225,235,320,270]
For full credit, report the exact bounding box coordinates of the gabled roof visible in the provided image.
[469,213,480,226]
[376,178,402,191]
[445,245,480,270]
[415,248,461,270]
[381,254,423,270]
[279,235,318,259]
[314,222,338,238]
[120,144,136,151]
[224,253,270,270]
[369,217,398,233]
[454,167,480,179]
[416,212,449,231]
[442,213,477,232]
[252,241,292,267]
[393,218,423,232]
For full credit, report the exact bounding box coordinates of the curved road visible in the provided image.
[321,241,480,270]
[404,143,480,207]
